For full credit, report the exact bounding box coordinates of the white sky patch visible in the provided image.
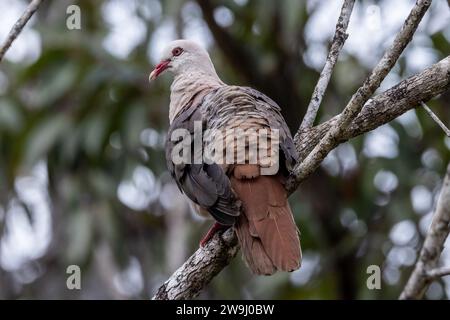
[341,1,387,68]
[302,43,328,71]
[378,66,402,92]
[426,282,444,299]
[395,110,423,139]
[148,3,213,64]
[340,208,357,228]
[411,185,433,215]
[421,148,443,170]
[136,0,162,21]
[181,2,213,48]
[140,128,163,149]
[117,165,160,211]
[304,0,444,76]
[363,124,399,159]
[290,251,320,286]
[383,265,400,285]
[113,256,144,297]
[304,0,341,44]
[233,0,248,6]
[389,219,417,246]
[405,45,439,74]
[374,170,398,194]
[419,211,433,236]
[148,19,177,64]
[0,161,51,271]
[427,0,450,34]
[214,6,235,28]
[321,142,358,177]
[339,208,367,236]
[159,182,187,212]
[102,0,146,59]
[387,246,416,267]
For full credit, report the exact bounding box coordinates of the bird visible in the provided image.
[149,39,301,275]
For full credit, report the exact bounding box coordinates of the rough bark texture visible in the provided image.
[152,228,238,300]
[0,0,43,63]
[300,0,355,130]
[400,163,450,300]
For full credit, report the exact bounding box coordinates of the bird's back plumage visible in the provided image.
[165,83,301,274]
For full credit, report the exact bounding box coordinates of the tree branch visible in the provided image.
[400,164,450,300]
[400,163,450,299]
[287,0,432,192]
[0,0,43,63]
[300,0,355,130]
[152,228,238,300]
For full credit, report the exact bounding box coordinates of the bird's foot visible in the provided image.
[199,222,228,247]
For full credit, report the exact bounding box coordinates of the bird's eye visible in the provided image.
[172,47,183,57]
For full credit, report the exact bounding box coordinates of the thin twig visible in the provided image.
[0,0,43,63]
[426,266,450,279]
[421,101,450,137]
[300,0,355,130]
[400,163,450,299]
[286,0,432,191]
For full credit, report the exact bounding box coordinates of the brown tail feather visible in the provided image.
[231,165,301,275]
[234,213,276,275]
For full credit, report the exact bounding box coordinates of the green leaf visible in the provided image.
[24,115,70,166]
[0,99,24,133]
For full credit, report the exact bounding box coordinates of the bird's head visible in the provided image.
[149,39,217,82]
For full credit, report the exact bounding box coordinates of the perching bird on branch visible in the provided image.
[149,40,301,275]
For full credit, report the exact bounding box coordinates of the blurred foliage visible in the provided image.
[0,0,449,299]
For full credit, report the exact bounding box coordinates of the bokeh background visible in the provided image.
[0,0,449,299]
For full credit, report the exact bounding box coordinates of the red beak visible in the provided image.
[149,59,171,81]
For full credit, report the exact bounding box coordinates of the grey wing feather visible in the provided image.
[165,99,240,226]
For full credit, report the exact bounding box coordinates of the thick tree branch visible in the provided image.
[0,0,43,63]
[152,228,238,300]
[153,55,450,300]
[400,163,450,300]
[287,0,432,192]
[300,0,355,130]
